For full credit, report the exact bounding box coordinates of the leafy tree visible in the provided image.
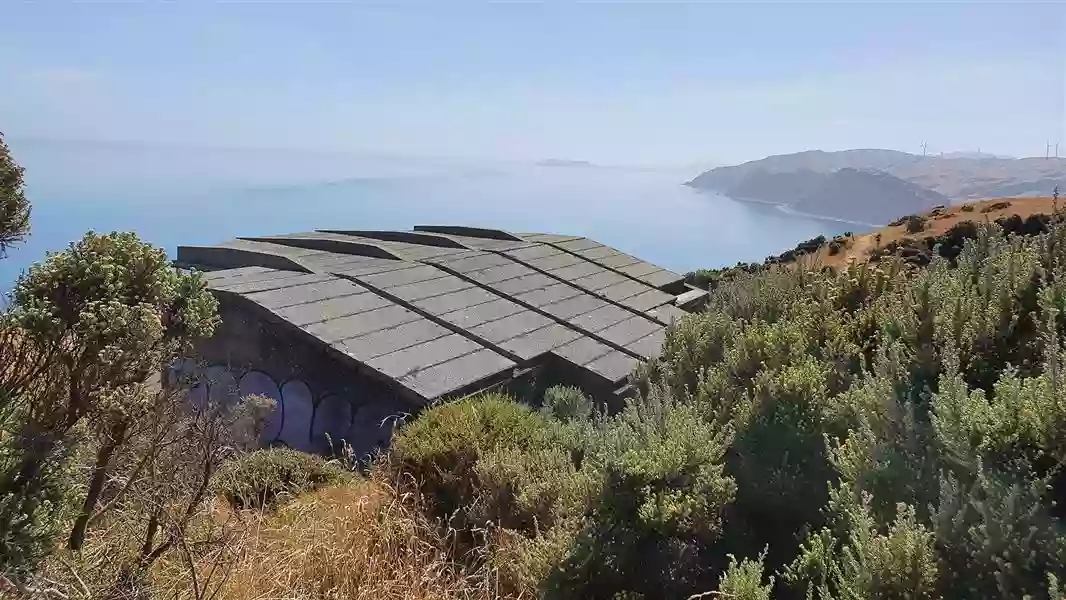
[2,231,219,553]
[0,132,30,257]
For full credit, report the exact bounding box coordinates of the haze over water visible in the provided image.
[0,139,856,291]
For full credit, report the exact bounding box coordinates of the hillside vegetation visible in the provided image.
[3,130,1066,600]
[795,196,1058,269]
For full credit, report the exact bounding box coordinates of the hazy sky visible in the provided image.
[2,2,1063,165]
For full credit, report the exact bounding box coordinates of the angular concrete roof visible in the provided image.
[179,226,693,404]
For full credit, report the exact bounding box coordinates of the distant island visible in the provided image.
[686,148,1066,225]
[536,158,597,168]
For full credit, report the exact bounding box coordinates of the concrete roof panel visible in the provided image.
[623,289,674,312]
[491,273,556,296]
[596,316,663,352]
[570,304,633,333]
[399,349,516,399]
[466,262,536,285]
[552,336,614,367]
[625,329,667,360]
[548,262,603,282]
[540,295,608,320]
[272,292,392,327]
[595,252,643,269]
[598,279,649,302]
[413,287,499,315]
[573,271,629,293]
[367,333,485,379]
[384,275,473,303]
[303,305,421,343]
[437,298,526,330]
[499,323,583,360]
[469,311,553,344]
[524,252,584,271]
[554,238,603,252]
[245,278,366,309]
[358,265,449,288]
[514,283,583,308]
[335,319,452,361]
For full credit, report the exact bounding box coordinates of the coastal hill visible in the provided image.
[724,167,949,225]
[687,149,1066,223]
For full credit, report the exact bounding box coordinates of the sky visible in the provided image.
[1,2,1064,166]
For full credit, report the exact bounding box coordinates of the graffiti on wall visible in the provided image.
[175,361,400,457]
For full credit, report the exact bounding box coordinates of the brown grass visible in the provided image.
[33,475,501,600]
[151,476,501,600]
[805,196,1059,268]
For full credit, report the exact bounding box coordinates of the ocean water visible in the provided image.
[0,141,862,292]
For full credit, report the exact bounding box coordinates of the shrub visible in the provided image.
[904,214,927,234]
[0,132,30,255]
[961,204,974,212]
[0,447,76,578]
[785,494,940,599]
[981,200,1013,213]
[213,447,349,509]
[389,394,555,520]
[389,392,596,546]
[541,385,594,422]
[716,551,774,600]
[549,391,737,599]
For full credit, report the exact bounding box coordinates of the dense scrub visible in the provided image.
[390,220,1066,599]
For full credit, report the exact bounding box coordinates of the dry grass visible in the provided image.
[151,475,501,600]
[26,473,502,600]
[803,196,1059,268]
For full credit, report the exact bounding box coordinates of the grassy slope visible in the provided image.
[804,196,1058,268]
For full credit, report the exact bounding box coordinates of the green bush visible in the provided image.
[213,447,349,509]
[389,393,593,534]
[548,391,736,599]
[717,551,774,600]
[540,385,594,422]
[0,445,75,577]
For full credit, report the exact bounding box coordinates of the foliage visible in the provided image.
[717,550,775,600]
[0,132,30,257]
[904,214,927,234]
[982,200,1013,213]
[0,443,76,578]
[0,139,228,591]
[213,447,349,509]
[541,384,594,422]
[547,390,736,599]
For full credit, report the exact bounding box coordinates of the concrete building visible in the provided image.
[175,226,708,455]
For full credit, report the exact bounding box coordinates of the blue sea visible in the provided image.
[0,139,862,292]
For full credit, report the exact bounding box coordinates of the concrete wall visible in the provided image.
[185,296,421,457]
